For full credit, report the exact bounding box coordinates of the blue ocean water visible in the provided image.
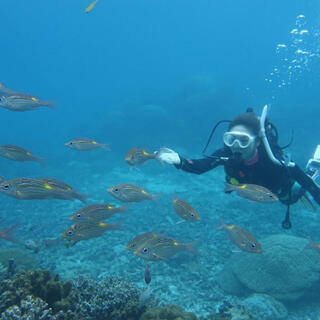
[1,0,320,318]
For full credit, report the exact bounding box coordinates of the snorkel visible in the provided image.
[259,105,295,167]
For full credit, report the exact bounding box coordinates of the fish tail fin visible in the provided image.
[0,223,20,243]
[304,236,315,250]
[101,144,111,151]
[151,193,162,205]
[224,182,234,193]
[36,157,46,167]
[108,219,125,231]
[77,193,89,204]
[118,204,130,213]
[216,217,226,230]
[43,101,56,110]
[67,190,88,203]
[184,239,200,255]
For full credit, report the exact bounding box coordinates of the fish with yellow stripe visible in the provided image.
[61,220,122,245]
[133,234,199,261]
[216,218,262,254]
[70,203,128,223]
[38,177,87,203]
[225,182,279,203]
[0,177,86,202]
[0,95,54,112]
[65,138,110,151]
[0,145,45,166]
[125,148,159,166]
[107,183,159,203]
[126,232,162,252]
[172,194,200,222]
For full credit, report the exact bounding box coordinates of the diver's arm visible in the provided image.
[174,147,230,174]
[289,164,320,205]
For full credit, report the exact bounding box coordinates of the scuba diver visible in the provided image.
[157,105,320,229]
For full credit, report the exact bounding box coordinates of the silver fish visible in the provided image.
[65,138,110,151]
[217,218,262,253]
[38,177,87,203]
[107,183,158,203]
[172,196,200,222]
[61,221,122,244]
[0,95,54,111]
[225,183,279,203]
[134,236,198,261]
[0,178,85,202]
[0,145,45,165]
[126,232,162,251]
[125,148,158,166]
[70,203,127,223]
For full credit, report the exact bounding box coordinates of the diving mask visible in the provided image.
[223,131,256,149]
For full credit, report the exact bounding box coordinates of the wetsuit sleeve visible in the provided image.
[174,147,229,174]
[289,164,320,205]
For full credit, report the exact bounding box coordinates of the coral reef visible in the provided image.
[0,269,150,319]
[221,234,320,301]
[73,276,145,320]
[139,304,198,320]
[0,269,74,315]
[0,295,74,320]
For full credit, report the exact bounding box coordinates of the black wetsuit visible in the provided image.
[174,144,320,206]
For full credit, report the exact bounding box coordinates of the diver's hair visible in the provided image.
[228,111,260,136]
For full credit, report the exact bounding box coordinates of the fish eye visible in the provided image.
[67,230,73,236]
[2,184,9,190]
[76,214,81,218]
[251,243,256,248]
[191,213,194,216]
[114,188,119,192]
[142,247,149,253]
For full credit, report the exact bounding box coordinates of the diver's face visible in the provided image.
[224,125,259,161]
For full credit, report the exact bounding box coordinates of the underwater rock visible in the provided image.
[240,294,288,320]
[216,267,245,296]
[139,304,198,320]
[230,234,320,301]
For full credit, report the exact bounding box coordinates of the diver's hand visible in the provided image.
[156,147,181,165]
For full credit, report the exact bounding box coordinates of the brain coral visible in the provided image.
[230,234,320,301]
